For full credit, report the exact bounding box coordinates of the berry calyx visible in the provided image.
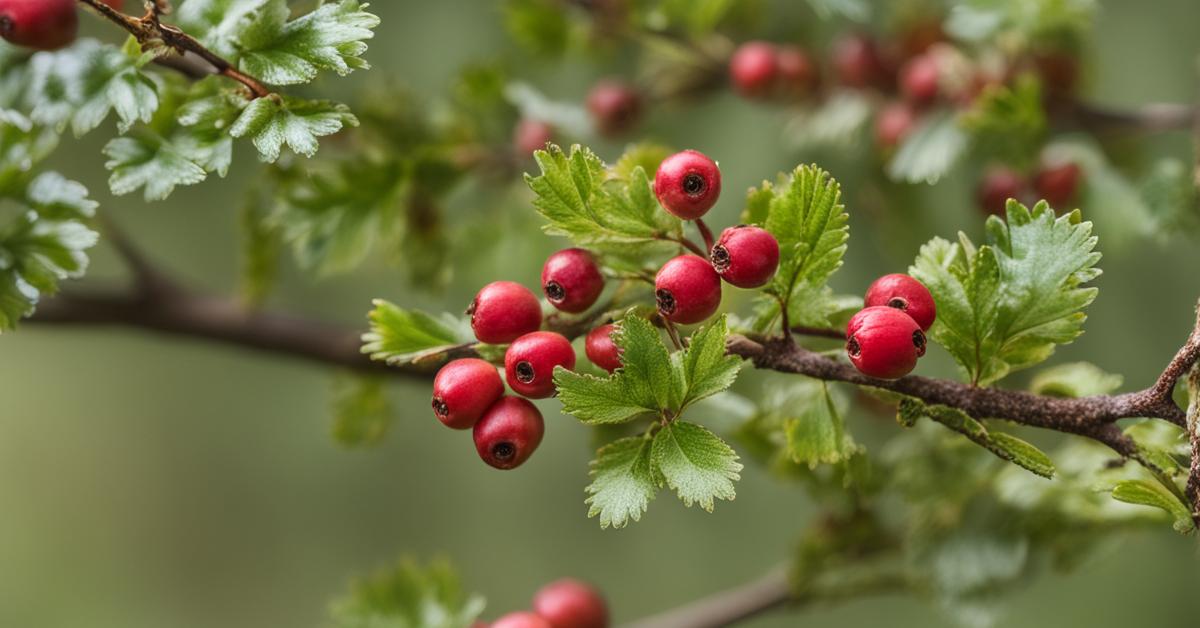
[504,331,577,399]
[473,396,545,470]
[729,41,779,97]
[1033,161,1082,209]
[431,358,505,430]
[514,119,554,157]
[585,323,622,373]
[900,53,940,105]
[710,225,780,289]
[654,255,722,325]
[491,612,553,628]
[653,149,721,220]
[0,0,77,51]
[533,579,610,628]
[776,45,818,93]
[845,306,926,380]
[875,101,916,149]
[586,79,642,137]
[978,167,1026,216]
[468,281,543,344]
[832,33,890,89]
[542,248,604,313]
[864,274,937,331]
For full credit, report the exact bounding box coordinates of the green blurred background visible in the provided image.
[3,1,1200,627]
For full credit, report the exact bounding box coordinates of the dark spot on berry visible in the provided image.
[887,297,909,311]
[655,288,676,315]
[492,441,516,461]
[682,173,707,197]
[710,245,731,273]
[0,16,11,37]
[515,361,536,384]
[846,336,861,358]
[432,396,448,417]
[465,298,478,320]
[913,330,927,357]
[544,280,565,303]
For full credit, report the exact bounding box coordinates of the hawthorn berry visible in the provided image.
[832,33,890,89]
[0,0,77,50]
[654,255,722,325]
[864,274,936,331]
[542,248,604,313]
[900,53,940,105]
[1033,161,1082,209]
[977,167,1025,216]
[533,579,610,628]
[473,396,545,470]
[505,331,576,399]
[584,323,622,373]
[710,225,780,289]
[875,102,916,149]
[845,306,926,380]
[729,41,779,97]
[514,119,555,156]
[776,45,818,93]
[586,79,642,137]
[469,281,543,344]
[491,612,552,628]
[653,150,721,220]
[431,358,505,430]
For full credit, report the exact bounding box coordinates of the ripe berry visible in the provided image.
[710,225,780,288]
[533,579,609,628]
[900,53,940,105]
[505,331,576,399]
[977,167,1025,216]
[832,33,889,89]
[0,0,77,50]
[729,41,779,97]
[845,306,926,380]
[655,255,722,325]
[474,396,545,470]
[542,248,604,313]
[586,79,641,137]
[514,119,554,156]
[585,324,622,373]
[432,358,505,430]
[653,149,721,220]
[875,102,916,149]
[469,281,543,344]
[491,612,552,628]
[1033,161,1082,209]
[776,45,818,93]
[864,274,937,331]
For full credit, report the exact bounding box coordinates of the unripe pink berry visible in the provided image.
[542,248,604,313]
[864,274,937,331]
[654,255,722,325]
[469,281,543,344]
[431,358,505,429]
[505,331,576,399]
[491,612,552,628]
[0,0,77,50]
[845,306,926,380]
[875,101,916,149]
[776,45,818,93]
[586,79,642,137]
[585,324,622,373]
[729,41,779,97]
[533,579,610,628]
[653,150,721,220]
[514,119,555,156]
[900,53,940,105]
[1033,161,1082,209]
[710,225,779,288]
[473,396,545,470]
[977,167,1026,216]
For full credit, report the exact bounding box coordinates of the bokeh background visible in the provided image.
[3,1,1200,627]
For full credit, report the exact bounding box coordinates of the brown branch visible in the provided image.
[1186,368,1200,521]
[623,568,792,628]
[1061,101,1200,133]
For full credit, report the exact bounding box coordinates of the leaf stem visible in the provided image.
[662,316,684,351]
[694,218,715,253]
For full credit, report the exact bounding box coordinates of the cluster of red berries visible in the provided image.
[977,159,1083,216]
[844,274,936,380]
[484,578,608,628]
[0,0,123,51]
[728,40,819,98]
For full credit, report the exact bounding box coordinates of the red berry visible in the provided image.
[875,102,916,149]
[473,396,545,470]
[514,119,554,156]
[653,149,721,220]
[710,225,779,289]
[542,248,604,313]
[776,45,818,93]
[845,306,926,380]
[832,33,889,89]
[977,167,1025,216]
[0,0,77,50]
[864,274,937,331]
[585,324,622,373]
[900,54,940,105]
[1033,161,1082,209]
[505,331,576,399]
[655,255,722,325]
[586,79,642,137]
[491,612,552,628]
[469,281,543,344]
[533,579,609,628]
[729,41,779,97]
[432,358,505,430]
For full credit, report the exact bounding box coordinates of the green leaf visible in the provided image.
[331,375,393,447]
[805,0,869,21]
[652,421,741,511]
[960,75,1046,168]
[1030,362,1123,397]
[901,399,1055,478]
[986,432,1056,479]
[24,172,97,219]
[238,191,281,306]
[229,96,357,162]
[678,315,743,408]
[329,558,486,628]
[103,133,208,201]
[585,435,658,529]
[504,0,570,57]
[237,0,380,86]
[785,91,873,150]
[886,109,968,184]
[786,382,857,467]
[175,87,244,178]
[1110,480,1195,534]
[361,299,468,365]
[0,212,98,330]
[910,201,1101,385]
[1140,158,1199,238]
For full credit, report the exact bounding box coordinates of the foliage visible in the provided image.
[329,558,485,628]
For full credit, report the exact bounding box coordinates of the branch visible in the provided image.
[1062,101,1200,133]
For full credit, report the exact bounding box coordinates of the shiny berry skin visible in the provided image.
[875,102,916,149]
[776,45,818,92]
[832,33,889,89]
[0,0,77,50]
[432,358,505,430]
[542,248,604,313]
[729,41,778,97]
[491,612,552,628]
[473,396,545,470]
[586,79,642,137]
[654,255,722,325]
[978,167,1025,216]
[533,579,610,628]
[845,307,926,380]
[653,150,721,220]
[469,281,543,344]
[514,119,554,156]
[864,274,937,331]
[505,331,576,399]
[1033,161,1082,209]
[900,54,940,105]
[585,324,622,373]
[710,225,779,288]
